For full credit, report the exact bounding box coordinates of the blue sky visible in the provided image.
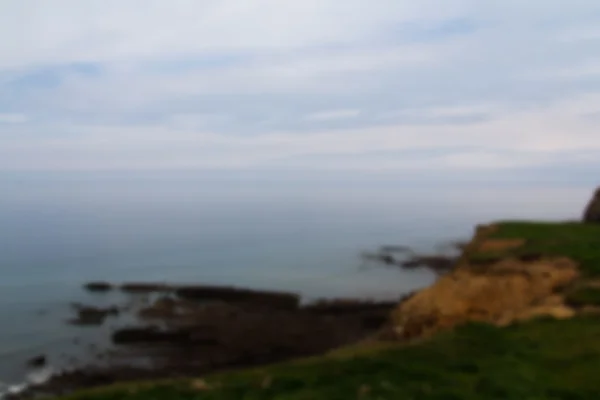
[0,0,600,182]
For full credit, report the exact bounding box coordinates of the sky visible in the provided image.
[0,0,599,184]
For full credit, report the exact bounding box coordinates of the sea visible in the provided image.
[0,173,592,390]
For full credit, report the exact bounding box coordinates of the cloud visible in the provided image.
[533,59,600,80]
[0,113,28,124]
[1,91,599,173]
[0,0,599,180]
[0,0,470,68]
[305,109,361,121]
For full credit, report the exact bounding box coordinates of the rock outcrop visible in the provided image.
[390,225,579,341]
[583,187,600,223]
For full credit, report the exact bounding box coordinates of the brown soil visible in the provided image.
[586,280,600,289]
[477,238,525,252]
[390,226,581,341]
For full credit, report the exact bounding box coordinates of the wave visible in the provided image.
[0,366,54,399]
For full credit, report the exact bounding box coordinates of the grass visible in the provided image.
[63,316,600,400]
[58,221,600,399]
[469,221,600,276]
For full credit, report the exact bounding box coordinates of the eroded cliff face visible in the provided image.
[583,187,600,223]
[390,224,579,341]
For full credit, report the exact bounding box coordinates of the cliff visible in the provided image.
[391,221,600,341]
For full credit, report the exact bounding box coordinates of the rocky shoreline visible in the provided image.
[0,238,465,399]
[5,282,409,399]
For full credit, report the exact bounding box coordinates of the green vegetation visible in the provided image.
[472,221,600,276]
[58,221,600,399]
[64,316,600,399]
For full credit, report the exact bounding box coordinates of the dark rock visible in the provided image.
[362,245,458,275]
[361,252,398,265]
[138,296,178,320]
[583,187,600,223]
[120,283,172,293]
[68,304,119,326]
[83,282,113,292]
[379,245,413,254]
[112,327,218,346]
[26,355,46,368]
[175,285,300,310]
[302,299,397,315]
[18,279,405,399]
[360,314,389,329]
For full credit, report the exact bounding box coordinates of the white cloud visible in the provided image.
[40,41,457,115]
[0,0,600,177]
[0,113,28,123]
[0,0,469,69]
[168,113,230,130]
[305,109,361,121]
[557,26,600,43]
[1,93,599,171]
[529,59,600,80]
[380,104,497,121]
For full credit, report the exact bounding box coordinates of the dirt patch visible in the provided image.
[580,306,600,315]
[391,256,580,340]
[586,280,600,289]
[477,239,525,253]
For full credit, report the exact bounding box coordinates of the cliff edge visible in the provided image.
[391,220,600,341]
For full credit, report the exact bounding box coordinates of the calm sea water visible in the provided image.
[0,177,591,385]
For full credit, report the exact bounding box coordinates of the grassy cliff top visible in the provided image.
[56,221,600,400]
[469,221,600,276]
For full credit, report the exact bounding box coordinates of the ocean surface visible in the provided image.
[0,176,591,386]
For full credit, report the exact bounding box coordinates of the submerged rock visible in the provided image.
[83,282,113,292]
[68,304,119,326]
[25,355,46,368]
[582,187,600,223]
[120,283,171,293]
